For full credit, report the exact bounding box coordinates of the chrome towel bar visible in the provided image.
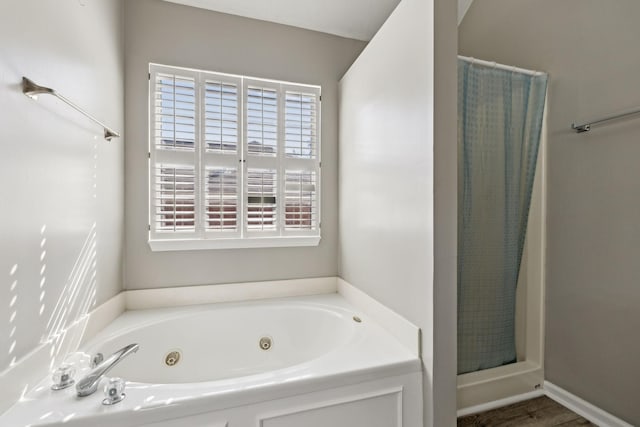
[22,77,120,141]
[572,106,640,133]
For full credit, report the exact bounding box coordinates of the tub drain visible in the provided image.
[165,350,181,366]
[259,337,272,351]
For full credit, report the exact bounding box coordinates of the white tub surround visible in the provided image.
[89,297,364,384]
[1,293,422,426]
[0,278,334,414]
[1,275,417,416]
[337,278,421,357]
[125,277,337,310]
[124,277,421,358]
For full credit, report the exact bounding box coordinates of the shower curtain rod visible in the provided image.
[458,55,543,77]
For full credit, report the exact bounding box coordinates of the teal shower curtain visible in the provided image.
[457,59,548,374]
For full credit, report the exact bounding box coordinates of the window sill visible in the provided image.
[148,236,321,252]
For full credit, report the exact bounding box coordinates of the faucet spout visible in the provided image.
[76,343,139,397]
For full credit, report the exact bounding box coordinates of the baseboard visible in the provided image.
[544,381,633,427]
[457,381,634,426]
[456,389,545,418]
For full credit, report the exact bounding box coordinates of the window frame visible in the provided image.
[148,64,321,251]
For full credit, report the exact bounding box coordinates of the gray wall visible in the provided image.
[0,0,124,372]
[124,0,366,289]
[339,0,458,425]
[433,0,458,424]
[460,1,640,424]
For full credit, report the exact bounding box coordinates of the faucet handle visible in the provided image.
[102,377,126,405]
[91,353,104,368]
[51,364,76,390]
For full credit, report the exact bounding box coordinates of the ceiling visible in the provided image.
[163,0,472,41]
[458,0,474,25]
[162,0,401,41]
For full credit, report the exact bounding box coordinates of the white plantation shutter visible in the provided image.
[150,66,200,239]
[281,84,320,235]
[246,169,278,231]
[246,86,278,156]
[285,90,318,159]
[154,73,197,151]
[149,64,320,249]
[284,170,318,231]
[243,79,281,237]
[204,80,239,153]
[204,167,239,232]
[154,165,196,232]
[202,74,242,238]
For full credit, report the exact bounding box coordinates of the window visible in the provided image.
[148,64,321,251]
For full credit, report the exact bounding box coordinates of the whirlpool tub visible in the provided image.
[1,294,422,427]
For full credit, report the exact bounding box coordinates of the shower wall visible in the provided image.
[460,1,640,424]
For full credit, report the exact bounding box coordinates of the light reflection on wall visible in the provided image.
[8,263,18,366]
[91,139,98,312]
[41,140,100,370]
[43,223,97,369]
[39,225,47,317]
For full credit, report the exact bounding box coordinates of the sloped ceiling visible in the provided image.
[163,0,472,40]
[162,0,401,41]
[458,0,474,25]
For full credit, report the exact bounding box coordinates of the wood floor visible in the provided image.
[457,396,596,427]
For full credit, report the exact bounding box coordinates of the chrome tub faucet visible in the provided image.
[76,343,139,397]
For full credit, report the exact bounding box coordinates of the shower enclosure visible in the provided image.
[457,56,548,411]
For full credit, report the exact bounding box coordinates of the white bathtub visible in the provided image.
[1,294,422,427]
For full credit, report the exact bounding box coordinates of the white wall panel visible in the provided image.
[339,0,458,425]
